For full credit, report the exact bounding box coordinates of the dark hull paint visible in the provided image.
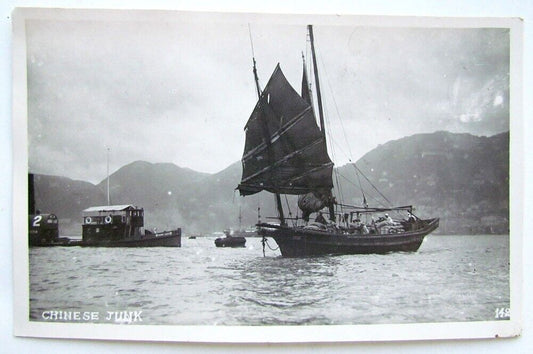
[214,237,246,248]
[30,237,75,247]
[80,231,181,247]
[260,218,439,257]
[34,231,181,247]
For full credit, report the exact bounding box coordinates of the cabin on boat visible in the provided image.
[82,205,145,242]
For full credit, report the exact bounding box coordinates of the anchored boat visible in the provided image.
[80,205,181,247]
[214,229,246,248]
[237,25,439,257]
[28,212,72,246]
[76,149,181,247]
[28,173,71,247]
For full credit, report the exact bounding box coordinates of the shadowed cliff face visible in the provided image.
[337,131,509,234]
[32,131,509,235]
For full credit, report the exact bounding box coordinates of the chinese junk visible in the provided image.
[237,25,439,257]
[81,205,181,247]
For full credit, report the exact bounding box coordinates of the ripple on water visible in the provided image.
[28,235,510,326]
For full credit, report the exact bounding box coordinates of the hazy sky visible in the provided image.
[26,12,510,184]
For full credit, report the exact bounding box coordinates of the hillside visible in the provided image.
[336,131,509,234]
[31,130,509,235]
[32,174,106,234]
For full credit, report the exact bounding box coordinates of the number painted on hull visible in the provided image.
[32,215,42,227]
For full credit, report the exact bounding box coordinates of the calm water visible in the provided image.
[29,235,510,325]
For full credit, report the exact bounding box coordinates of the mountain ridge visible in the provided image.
[31,130,509,236]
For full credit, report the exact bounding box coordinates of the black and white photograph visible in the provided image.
[10,6,523,345]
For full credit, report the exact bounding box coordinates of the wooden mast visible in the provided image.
[249,28,286,226]
[308,25,326,136]
[309,24,336,221]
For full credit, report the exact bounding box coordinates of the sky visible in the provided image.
[25,11,510,184]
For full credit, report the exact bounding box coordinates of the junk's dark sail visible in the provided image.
[238,64,333,196]
[301,62,312,105]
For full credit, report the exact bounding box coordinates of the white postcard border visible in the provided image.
[12,7,523,343]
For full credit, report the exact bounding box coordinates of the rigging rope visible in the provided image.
[322,66,354,161]
[336,172,385,207]
[265,238,279,251]
[283,195,295,227]
[353,161,367,207]
[306,28,395,216]
[316,48,354,164]
[261,236,279,256]
[352,164,392,206]
[313,43,350,216]
[316,42,394,211]
[315,38,394,210]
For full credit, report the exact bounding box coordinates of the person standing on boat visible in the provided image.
[403,212,417,231]
[342,213,350,228]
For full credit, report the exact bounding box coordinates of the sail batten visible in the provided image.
[241,137,328,184]
[243,134,325,172]
[242,105,312,161]
[238,64,333,197]
[286,162,334,184]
